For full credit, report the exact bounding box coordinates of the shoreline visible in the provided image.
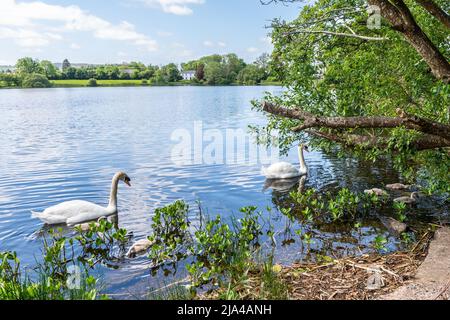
[0,81,282,90]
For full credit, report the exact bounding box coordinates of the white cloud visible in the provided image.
[0,27,59,47]
[157,30,173,37]
[0,0,158,51]
[170,42,193,58]
[247,47,259,53]
[135,0,205,15]
[203,40,226,48]
[203,40,214,47]
[70,43,81,49]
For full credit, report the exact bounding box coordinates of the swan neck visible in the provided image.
[298,147,307,172]
[108,174,120,209]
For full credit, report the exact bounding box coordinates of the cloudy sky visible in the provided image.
[0,0,302,65]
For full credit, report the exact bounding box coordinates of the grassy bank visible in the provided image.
[52,79,146,87]
[48,79,282,88]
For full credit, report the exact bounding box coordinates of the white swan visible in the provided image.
[31,172,131,225]
[261,144,308,179]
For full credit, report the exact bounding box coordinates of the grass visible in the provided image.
[52,79,147,87]
[260,80,282,86]
[0,251,103,300]
[50,79,283,88]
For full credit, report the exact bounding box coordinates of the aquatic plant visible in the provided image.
[0,250,101,300]
[373,235,388,252]
[0,219,131,300]
[393,202,408,223]
[287,187,385,223]
[74,220,129,268]
[187,206,263,290]
[147,200,192,276]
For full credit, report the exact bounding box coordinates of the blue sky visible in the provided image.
[0,0,303,65]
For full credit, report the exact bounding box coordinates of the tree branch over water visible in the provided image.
[262,102,450,150]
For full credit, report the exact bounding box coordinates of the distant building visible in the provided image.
[54,62,98,70]
[181,70,196,81]
[121,68,135,75]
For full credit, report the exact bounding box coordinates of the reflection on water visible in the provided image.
[0,86,448,298]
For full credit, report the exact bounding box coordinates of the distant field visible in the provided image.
[260,80,282,86]
[52,79,145,87]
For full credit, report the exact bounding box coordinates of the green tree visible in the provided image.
[237,64,265,85]
[15,57,43,75]
[119,71,131,80]
[159,63,181,82]
[87,78,97,87]
[105,66,120,80]
[254,53,271,79]
[62,59,71,71]
[222,53,246,84]
[0,73,20,87]
[95,66,108,80]
[204,61,225,85]
[256,0,450,193]
[63,67,77,79]
[75,68,89,80]
[195,63,205,81]
[39,60,59,80]
[21,73,52,88]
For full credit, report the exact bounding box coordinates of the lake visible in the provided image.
[0,86,446,298]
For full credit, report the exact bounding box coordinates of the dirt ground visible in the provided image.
[202,227,450,300]
[380,227,450,300]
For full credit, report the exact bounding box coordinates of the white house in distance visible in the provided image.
[181,70,196,80]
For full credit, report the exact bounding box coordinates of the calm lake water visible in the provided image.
[0,86,447,298]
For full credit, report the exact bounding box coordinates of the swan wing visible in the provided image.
[32,200,112,225]
[262,162,301,179]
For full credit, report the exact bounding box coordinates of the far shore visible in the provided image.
[0,79,282,89]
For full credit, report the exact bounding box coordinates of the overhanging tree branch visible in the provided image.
[262,101,450,141]
[263,102,450,140]
[306,129,450,151]
[414,0,450,29]
[284,29,389,41]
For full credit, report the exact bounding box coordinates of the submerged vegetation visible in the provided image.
[0,219,128,300]
[1,185,433,300]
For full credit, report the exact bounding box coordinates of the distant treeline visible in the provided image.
[0,53,278,88]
